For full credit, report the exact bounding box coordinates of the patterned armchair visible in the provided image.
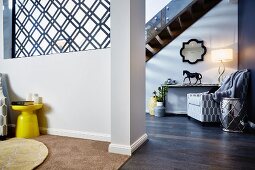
[187,70,250,123]
[0,74,7,137]
[187,93,220,122]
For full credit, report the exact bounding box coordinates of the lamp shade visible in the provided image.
[211,49,233,62]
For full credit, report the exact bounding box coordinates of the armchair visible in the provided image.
[0,74,7,137]
[187,92,220,122]
[187,69,250,123]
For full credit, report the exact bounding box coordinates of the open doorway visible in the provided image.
[120,0,255,169]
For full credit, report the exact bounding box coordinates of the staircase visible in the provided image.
[145,0,222,62]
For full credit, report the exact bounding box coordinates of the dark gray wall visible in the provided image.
[238,0,255,122]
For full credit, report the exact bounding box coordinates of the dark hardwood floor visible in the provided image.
[121,114,255,170]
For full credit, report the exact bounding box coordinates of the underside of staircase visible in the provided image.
[145,0,222,62]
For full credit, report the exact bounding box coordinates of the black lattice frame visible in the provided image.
[14,0,110,58]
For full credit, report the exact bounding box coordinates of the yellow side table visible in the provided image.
[11,104,43,138]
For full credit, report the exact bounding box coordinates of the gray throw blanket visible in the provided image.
[212,69,249,103]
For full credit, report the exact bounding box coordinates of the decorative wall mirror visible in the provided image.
[180,39,206,64]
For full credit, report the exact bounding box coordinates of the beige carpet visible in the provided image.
[34,135,129,170]
[0,138,48,170]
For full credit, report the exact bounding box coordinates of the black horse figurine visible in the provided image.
[183,70,202,84]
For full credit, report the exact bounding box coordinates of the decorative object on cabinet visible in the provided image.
[211,49,233,84]
[166,78,177,85]
[183,70,202,85]
[180,39,206,64]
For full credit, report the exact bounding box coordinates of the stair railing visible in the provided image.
[145,0,195,43]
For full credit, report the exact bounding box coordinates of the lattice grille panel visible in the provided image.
[14,0,110,58]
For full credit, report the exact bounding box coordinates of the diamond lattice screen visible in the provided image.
[14,0,110,58]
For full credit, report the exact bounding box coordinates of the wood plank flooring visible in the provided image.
[121,114,255,170]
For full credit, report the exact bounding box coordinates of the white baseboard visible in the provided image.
[108,143,132,155]
[131,133,148,153]
[40,127,111,142]
[108,133,148,155]
[8,124,111,142]
[166,110,187,114]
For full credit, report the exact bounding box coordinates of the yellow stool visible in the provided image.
[11,104,43,138]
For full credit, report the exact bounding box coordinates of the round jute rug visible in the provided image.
[0,138,48,170]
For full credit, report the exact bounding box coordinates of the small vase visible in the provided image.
[154,102,165,117]
[148,97,157,116]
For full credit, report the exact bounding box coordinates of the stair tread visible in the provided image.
[145,0,222,62]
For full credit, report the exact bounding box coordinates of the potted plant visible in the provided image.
[153,85,168,117]
[153,86,168,106]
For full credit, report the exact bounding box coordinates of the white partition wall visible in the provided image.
[110,0,147,155]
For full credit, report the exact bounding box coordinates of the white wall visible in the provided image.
[130,0,146,146]
[0,50,111,141]
[0,1,111,141]
[146,0,238,112]
[110,0,147,156]
[145,0,170,22]
[110,0,131,148]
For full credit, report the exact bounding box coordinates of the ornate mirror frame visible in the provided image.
[180,39,207,64]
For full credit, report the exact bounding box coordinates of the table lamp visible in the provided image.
[211,49,233,83]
